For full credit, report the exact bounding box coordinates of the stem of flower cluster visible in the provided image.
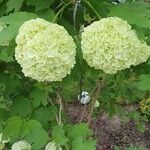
[52,2,73,23]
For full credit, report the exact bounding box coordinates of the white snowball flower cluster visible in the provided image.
[15,18,76,82]
[81,17,150,74]
[45,142,62,150]
[11,140,31,150]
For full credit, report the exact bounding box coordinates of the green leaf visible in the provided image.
[0,25,18,46]
[0,0,3,4]
[0,109,10,131]
[128,111,140,122]
[0,42,15,62]
[136,74,150,91]
[26,0,55,11]
[0,1,7,17]
[0,71,21,96]
[61,76,79,102]
[31,107,51,129]
[22,120,48,150]
[3,116,23,142]
[21,120,42,136]
[83,0,109,19]
[125,145,147,150]
[0,12,37,24]
[30,86,49,108]
[0,12,37,45]
[11,97,32,118]
[136,122,145,133]
[72,137,96,150]
[52,125,68,146]
[48,106,57,121]
[7,0,24,12]
[36,8,55,21]
[68,123,92,140]
[109,2,150,28]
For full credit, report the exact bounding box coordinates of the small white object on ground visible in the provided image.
[78,91,90,104]
[45,141,62,150]
[94,100,100,108]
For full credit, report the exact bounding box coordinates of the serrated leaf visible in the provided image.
[48,106,57,121]
[125,145,147,150]
[72,137,96,150]
[68,123,92,140]
[52,125,68,146]
[7,0,24,12]
[109,2,150,28]
[21,120,48,150]
[136,74,150,91]
[11,97,32,118]
[30,86,49,108]
[3,116,23,142]
[26,0,55,11]
[0,12,37,45]
[137,122,145,133]
[128,111,140,122]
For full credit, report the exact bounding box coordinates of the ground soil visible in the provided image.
[64,103,150,150]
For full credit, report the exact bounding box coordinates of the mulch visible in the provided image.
[64,103,150,150]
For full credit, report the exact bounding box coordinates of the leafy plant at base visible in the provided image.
[3,117,48,150]
[52,123,96,150]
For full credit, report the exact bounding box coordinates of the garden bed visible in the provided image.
[65,103,150,150]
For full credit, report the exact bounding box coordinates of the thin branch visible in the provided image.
[87,78,105,126]
[52,2,72,23]
[73,0,81,29]
[83,0,101,20]
[56,91,63,126]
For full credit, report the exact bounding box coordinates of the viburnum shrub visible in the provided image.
[0,0,150,150]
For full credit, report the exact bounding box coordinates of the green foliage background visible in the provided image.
[0,0,150,149]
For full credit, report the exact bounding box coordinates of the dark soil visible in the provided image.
[64,103,150,150]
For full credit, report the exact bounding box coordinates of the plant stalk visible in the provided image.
[87,78,105,126]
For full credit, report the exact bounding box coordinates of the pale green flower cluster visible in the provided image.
[15,18,76,82]
[81,17,150,74]
[11,140,31,150]
[45,141,62,150]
